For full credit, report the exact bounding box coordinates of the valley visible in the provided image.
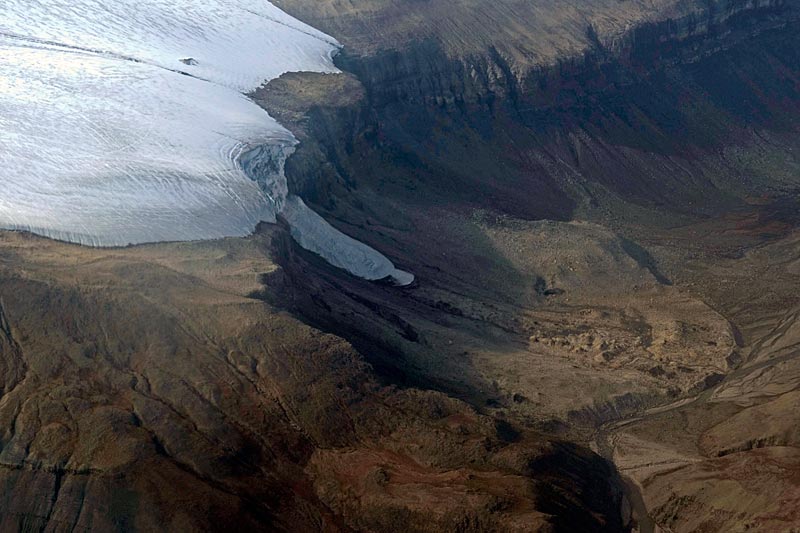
[2,0,800,531]
[255,1,800,529]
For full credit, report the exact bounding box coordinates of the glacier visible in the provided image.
[282,196,416,286]
[0,0,413,285]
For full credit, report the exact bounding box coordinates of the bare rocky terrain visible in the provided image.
[0,231,626,531]
[3,0,800,531]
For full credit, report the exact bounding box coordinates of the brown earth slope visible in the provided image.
[0,230,625,532]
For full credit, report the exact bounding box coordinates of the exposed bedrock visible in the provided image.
[277,0,798,106]
[257,12,800,260]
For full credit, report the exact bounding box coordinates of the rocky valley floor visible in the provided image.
[0,229,629,532]
[269,182,800,532]
[2,190,797,531]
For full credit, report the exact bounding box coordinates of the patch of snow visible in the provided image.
[2,0,340,91]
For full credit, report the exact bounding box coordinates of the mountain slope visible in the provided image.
[0,231,626,531]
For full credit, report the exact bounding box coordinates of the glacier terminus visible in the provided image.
[0,0,413,285]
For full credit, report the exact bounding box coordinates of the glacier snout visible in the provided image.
[0,0,413,285]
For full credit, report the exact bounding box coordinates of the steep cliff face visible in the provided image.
[275,0,797,105]
[263,0,800,227]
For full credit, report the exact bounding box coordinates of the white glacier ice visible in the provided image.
[1,0,340,92]
[282,196,416,286]
[0,44,289,246]
[0,0,413,285]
